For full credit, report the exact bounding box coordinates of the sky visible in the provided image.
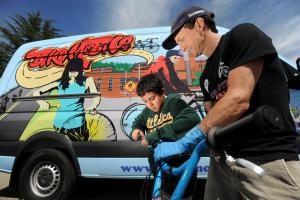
[0,0,300,65]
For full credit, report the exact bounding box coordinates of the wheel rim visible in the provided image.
[30,162,61,197]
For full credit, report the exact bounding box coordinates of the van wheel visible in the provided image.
[19,148,76,200]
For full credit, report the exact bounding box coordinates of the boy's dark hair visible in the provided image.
[137,74,164,97]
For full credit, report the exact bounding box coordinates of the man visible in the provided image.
[130,74,200,199]
[155,5,300,199]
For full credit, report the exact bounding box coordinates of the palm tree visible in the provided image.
[0,11,63,77]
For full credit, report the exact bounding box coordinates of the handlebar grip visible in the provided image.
[207,105,284,150]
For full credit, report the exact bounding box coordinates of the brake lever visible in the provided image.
[224,152,266,177]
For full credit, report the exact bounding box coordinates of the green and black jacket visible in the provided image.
[131,94,200,144]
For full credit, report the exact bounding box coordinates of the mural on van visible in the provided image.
[0,27,298,143]
[10,32,205,142]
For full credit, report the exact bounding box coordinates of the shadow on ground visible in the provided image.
[0,178,205,200]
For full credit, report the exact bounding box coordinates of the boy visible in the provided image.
[131,73,200,199]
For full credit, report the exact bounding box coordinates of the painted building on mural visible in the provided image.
[84,55,205,98]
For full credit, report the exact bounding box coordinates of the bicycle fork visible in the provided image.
[152,169,162,199]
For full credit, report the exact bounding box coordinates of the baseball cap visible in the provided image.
[162,6,214,50]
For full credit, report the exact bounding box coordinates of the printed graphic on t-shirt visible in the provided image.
[218,61,229,78]
[209,80,227,101]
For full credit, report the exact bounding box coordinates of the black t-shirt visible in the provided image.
[200,23,298,161]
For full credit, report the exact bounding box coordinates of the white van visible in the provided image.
[0,26,299,200]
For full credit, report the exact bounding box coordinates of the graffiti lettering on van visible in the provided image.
[24,34,135,70]
[16,34,154,89]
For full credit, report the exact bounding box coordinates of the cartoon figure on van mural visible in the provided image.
[20,57,115,141]
[32,57,100,141]
[25,58,95,140]
[145,50,190,95]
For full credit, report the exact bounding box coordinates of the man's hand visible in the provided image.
[154,125,206,162]
[131,129,145,141]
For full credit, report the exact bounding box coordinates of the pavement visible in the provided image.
[0,172,20,200]
[0,172,9,189]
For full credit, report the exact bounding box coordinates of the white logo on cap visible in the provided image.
[188,10,206,18]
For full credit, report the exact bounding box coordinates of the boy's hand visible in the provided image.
[131,129,144,141]
[141,138,149,147]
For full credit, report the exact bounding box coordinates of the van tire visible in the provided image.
[19,148,76,200]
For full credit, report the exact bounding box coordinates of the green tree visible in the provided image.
[0,11,63,77]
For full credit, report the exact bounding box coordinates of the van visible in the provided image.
[0,26,299,200]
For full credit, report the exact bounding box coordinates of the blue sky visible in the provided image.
[0,0,300,64]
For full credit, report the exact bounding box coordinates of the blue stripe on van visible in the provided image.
[78,157,210,179]
[0,156,15,173]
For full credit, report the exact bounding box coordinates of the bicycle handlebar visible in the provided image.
[207,105,284,150]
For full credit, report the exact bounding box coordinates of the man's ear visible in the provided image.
[195,17,205,31]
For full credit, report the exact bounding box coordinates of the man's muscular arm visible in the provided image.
[200,57,264,134]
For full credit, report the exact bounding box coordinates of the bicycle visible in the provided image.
[141,105,283,200]
[135,37,160,53]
